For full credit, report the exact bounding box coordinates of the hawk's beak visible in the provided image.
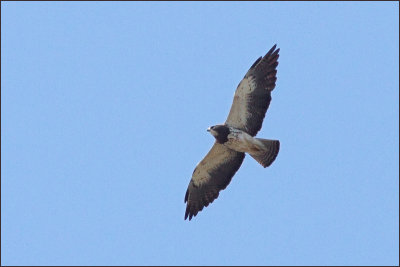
[207,127,211,132]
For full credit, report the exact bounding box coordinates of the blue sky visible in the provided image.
[1,2,399,266]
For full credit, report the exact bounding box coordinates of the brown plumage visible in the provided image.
[184,45,280,221]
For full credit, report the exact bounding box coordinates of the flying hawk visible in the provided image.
[184,44,280,220]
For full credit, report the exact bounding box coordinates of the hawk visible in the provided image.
[184,44,280,220]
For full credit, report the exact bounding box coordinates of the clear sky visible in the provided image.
[1,2,399,266]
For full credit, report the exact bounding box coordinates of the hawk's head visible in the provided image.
[207,124,230,144]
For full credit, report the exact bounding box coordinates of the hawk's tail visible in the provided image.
[249,139,280,168]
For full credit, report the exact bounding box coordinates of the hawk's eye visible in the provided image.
[211,126,214,129]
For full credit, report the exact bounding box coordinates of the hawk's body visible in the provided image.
[184,45,280,220]
[224,126,266,153]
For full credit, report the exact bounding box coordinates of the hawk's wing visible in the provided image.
[225,45,279,136]
[184,142,245,220]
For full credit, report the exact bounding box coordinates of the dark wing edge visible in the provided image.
[184,143,245,221]
[225,44,280,136]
